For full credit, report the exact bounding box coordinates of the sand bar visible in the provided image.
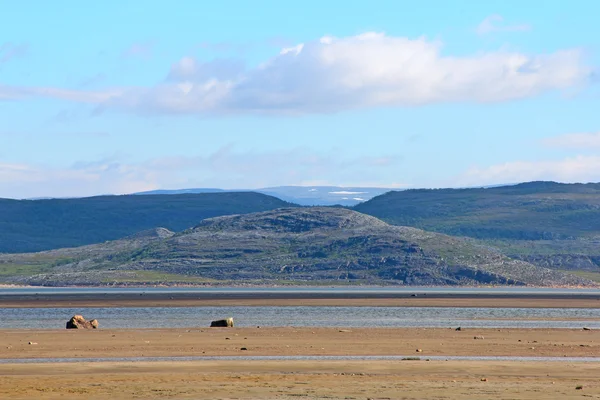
[1,291,600,308]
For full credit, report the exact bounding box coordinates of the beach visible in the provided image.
[1,289,599,399]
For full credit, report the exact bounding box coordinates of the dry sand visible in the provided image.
[1,359,599,399]
[1,327,599,359]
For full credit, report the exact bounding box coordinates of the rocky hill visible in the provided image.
[0,208,589,287]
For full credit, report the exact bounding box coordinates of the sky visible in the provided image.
[1,0,599,199]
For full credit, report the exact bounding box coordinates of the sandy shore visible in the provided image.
[1,327,598,359]
[1,327,599,399]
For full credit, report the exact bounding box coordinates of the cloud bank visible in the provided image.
[0,147,405,199]
[457,155,600,187]
[1,33,592,115]
[542,132,600,148]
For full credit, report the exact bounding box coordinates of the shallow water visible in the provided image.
[2,355,600,364]
[1,306,598,329]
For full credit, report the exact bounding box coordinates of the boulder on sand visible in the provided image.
[210,317,234,327]
[66,315,99,329]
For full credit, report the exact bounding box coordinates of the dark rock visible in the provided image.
[210,317,234,327]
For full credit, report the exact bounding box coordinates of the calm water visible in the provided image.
[1,306,599,329]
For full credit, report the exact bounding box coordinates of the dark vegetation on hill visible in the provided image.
[354,181,600,278]
[0,192,294,253]
[354,181,600,240]
[0,208,588,287]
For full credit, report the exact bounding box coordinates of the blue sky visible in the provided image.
[1,0,599,198]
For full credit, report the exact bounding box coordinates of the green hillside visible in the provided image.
[354,181,600,273]
[0,192,295,253]
[354,181,600,240]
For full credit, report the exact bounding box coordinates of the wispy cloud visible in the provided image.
[0,33,592,115]
[0,42,28,64]
[455,155,600,187]
[122,41,156,59]
[77,73,107,88]
[0,84,123,102]
[0,146,404,199]
[476,15,531,35]
[542,131,600,148]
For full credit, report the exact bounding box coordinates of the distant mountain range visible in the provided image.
[134,186,396,206]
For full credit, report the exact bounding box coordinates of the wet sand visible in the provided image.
[2,292,600,308]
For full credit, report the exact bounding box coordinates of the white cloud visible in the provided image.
[542,132,600,148]
[0,33,592,115]
[456,155,600,187]
[476,15,531,35]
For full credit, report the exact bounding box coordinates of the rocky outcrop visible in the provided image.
[66,314,99,329]
[210,317,234,327]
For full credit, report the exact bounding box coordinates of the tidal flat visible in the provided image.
[1,290,599,399]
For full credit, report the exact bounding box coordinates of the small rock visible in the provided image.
[583,327,591,331]
[481,378,487,382]
[28,341,37,345]
[455,327,462,331]
[530,347,535,350]
[474,336,484,340]
[416,349,423,353]
[576,385,583,390]
[339,329,352,333]
[240,347,247,351]
[225,337,230,340]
